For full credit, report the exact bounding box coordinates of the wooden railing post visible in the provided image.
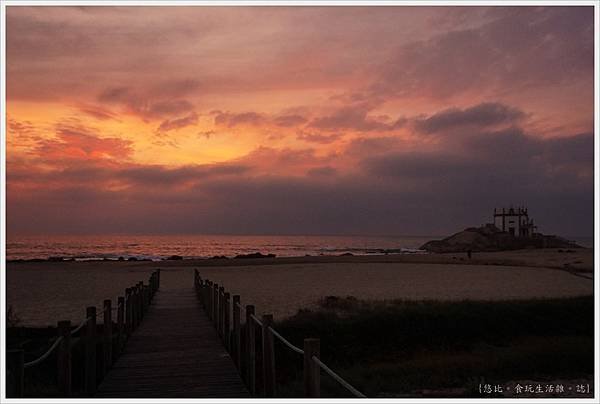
[103,299,112,374]
[204,281,209,316]
[208,281,213,318]
[125,288,132,336]
[142,283,146,314]
[233,295,241,369]
[139,282,146,316]
[224,292,231,350]
[206,281,213,320]
[200,279,203,304]
[218,286,225,337]
[136,282,142,321]
[141,285,146,313]
[142,283,147,312]
[131,288,137,329]
[137,284,142,324]
[136,283,142,323]
[132,286,136,328]
[57,320,72,396]
[144,285,149,312]
[213,283,219,326]
[199,279,204,305]
[303,338,320,398]
[117,296,125,354]
[85,306,97,396]
[246,305,256,395]
[262,314,276,397]
[7,349,24,397]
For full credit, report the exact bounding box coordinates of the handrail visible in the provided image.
[22,277,149,369]
[23,336,64,369]
[268,326,304,355]
[198,273,368,398]
[312,356,367,398]
[9,269,160,397]
[24,309,95,369]
[71,317,90,335]
[250,313,263,327]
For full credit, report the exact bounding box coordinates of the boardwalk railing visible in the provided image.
[6,269,161,398]
[194,270,367,398]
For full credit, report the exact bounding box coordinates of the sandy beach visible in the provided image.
[6,248,593,326]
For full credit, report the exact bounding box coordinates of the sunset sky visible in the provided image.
[5,6,595,236]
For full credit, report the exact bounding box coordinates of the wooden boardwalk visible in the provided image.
[96,285,249,398]
[8,269,365,399]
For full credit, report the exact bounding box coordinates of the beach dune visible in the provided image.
[7,249,593,326]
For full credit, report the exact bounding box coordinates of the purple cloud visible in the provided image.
[157,112,199,132]
[413,102,526,134]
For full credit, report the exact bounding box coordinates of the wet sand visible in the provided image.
[6,248,594,326]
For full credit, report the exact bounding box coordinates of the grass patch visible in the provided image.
[272,296,594,397]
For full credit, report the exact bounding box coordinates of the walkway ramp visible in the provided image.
[96,286,249,398]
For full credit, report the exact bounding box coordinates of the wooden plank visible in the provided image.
[96,277,249,398]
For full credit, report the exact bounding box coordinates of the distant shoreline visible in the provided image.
[5,250,428,263]
[7,247,594,274]
[7,234,593,263]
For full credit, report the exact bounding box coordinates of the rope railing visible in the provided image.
[21,311,96,371]
[250,313,263,327]
[23,336,64,369]
[7,269,161,398]
[268,326,304,355]
[194,270,367,399]
[71,317,90,335]
[312,355,367,398]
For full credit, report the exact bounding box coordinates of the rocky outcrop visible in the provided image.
[421,224,582,253]
[234,252,276,259]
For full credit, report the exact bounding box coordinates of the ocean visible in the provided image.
[6,234,437,261]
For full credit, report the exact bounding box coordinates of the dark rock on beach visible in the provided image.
[234,252,276,259]
[421,224,582,253]
[166,255,184,260]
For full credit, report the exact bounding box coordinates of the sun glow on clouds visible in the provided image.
[5,6,595,236]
